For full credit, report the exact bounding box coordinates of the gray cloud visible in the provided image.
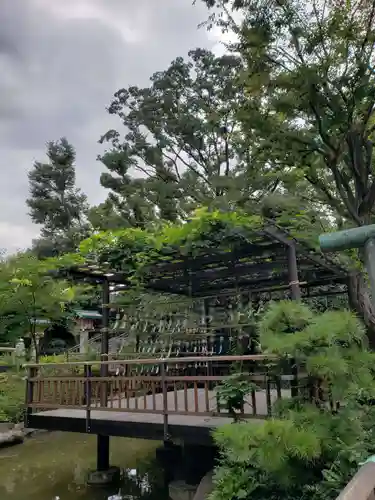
[0,0,216,253]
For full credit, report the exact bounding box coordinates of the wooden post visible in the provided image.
[287,243,301,300]
[84,364,92,433]
[287,242,300,398]
[97,278,110,472]
[24,366,35,428]
[161,361,169,442]
[101,278,110,375]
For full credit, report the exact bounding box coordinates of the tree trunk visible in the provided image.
[348,271,375,348]
[31,333,40,363]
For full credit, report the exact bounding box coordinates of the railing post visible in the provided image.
[265,366,272,417]
[84,363,92,433]
[161,361,169,442]
[24,366,35,428]
[100,353,109,408]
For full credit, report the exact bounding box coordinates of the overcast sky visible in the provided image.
[0,0,224,254]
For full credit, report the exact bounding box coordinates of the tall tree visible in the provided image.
[201,0,375,337]
[27,138,89,257]
[99,48,280,227]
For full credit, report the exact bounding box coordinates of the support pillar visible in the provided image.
[97,278,110,471]
[182,444,216,486]
[97,435,110,471]
[287,243,301,300]
[287,242,300,398]
[101,278,110,367]
[87,278,120,486]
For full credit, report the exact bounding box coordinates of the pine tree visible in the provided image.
[26,138,89,257]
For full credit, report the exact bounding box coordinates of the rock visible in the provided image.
[86,466,121,486]
[0,422,14,432]
[193,471,214,500]
[0,421,48,449]
[169,480,197,500]
[0,429,24,448]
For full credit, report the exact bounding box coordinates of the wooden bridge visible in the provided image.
[24,354,302,445]
[24,355,375,499]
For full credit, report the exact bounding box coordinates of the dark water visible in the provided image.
[0,432,168,500]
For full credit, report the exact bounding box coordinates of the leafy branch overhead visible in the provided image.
[202,0,375,227]
[79,207,315,284]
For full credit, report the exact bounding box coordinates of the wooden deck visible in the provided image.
[28,388,288,445]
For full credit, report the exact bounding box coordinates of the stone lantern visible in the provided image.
[73,310,103,353]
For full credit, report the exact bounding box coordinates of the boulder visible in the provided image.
[0,429,24,448]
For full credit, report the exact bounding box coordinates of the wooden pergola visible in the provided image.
[46,225,350,472]
[56,223,349,300]
[54,222,350,365]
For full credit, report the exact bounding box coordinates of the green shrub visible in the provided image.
[217,373,259,420]
[210,303,375,500]
[0,373,25,423]
[39,354,68,364]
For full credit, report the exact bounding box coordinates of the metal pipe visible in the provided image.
[364,239,375,303]
[320,225,375,252]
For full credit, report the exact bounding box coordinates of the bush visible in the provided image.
[210,303,375,500]
[39,354,101,377]
[0,372,25,423]
[39,354,68,364]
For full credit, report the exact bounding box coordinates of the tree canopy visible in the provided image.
[27,138,89,257]
[197,0,375,337]
[0,254,76,360]
[97,48,281,230]
[202,0,375,226]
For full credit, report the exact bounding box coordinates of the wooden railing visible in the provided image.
[335,462,375,500]
[24,355,309,431]
[23,354,375,499]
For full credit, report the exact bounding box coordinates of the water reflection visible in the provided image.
[108,468,154,500]
[0,432,168,500]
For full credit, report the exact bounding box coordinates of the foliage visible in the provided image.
[200,0,375,338]
[260,300,314,337]
[0,373,25,423]
[87,199,128,232]
[39,354,68,364]
[79,207,266,281]
[217,372,258,420]
[210,301,375,500]
[26,137,90,258]
[0,253,76,361]
[98,48,281,229]
[202,0,375,226]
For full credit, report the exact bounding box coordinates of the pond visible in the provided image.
[0,432,169,500]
